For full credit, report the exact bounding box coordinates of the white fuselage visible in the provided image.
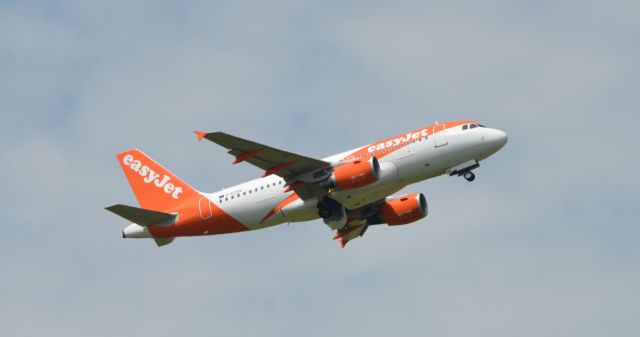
[206,123,508,230]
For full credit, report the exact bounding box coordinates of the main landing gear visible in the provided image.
[463,171,476,182]
[318,197,348,230]
[319,208,332,218]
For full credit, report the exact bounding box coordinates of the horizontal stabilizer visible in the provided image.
[106,204,176,227]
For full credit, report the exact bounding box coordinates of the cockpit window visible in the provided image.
[470,124,478,129]
[478,124,486,128]
[462,125,468,130]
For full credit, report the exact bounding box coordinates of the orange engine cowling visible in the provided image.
[381,193,428,226]
[329,157,380,189]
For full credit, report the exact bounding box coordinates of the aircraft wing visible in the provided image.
[334,223,368,248]
[195,131,331,199]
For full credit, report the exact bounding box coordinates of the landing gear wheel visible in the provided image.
[318,197,341,220]
[463,171,476,182]
[319,209,332,219]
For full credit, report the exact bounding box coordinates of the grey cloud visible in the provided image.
[1,1,638,337]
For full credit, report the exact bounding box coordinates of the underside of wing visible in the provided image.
[334,192,429,247]
[330,200,384,247]
[334,223,369,248]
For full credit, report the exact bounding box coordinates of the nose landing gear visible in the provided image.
[463,171,476,182]
[446,160,479,183]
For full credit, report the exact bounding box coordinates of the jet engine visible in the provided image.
[324,157,381,190]
[380,193,428,226]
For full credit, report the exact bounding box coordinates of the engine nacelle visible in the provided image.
[327,157,381,190]
[380,193,428,226]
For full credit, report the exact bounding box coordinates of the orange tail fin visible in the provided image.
[116,149,199,211]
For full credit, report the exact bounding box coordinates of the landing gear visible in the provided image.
[447,160,480,183]
[318,197,339,219]
[318,197,347,229]
[463,171,476,182]
[319,208,332,219]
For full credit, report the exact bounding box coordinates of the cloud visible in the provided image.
[1,1,638,337]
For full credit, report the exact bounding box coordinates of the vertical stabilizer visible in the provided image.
[116,149,199,211]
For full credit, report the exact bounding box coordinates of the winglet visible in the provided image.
[193,130,208,142]
[332,226,366,248]
[332,230,349,248]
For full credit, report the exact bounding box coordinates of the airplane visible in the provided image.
[106,120,508,247]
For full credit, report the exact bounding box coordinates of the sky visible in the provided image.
[1,1,639,336]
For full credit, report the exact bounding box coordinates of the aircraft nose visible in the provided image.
[489,128,508,150]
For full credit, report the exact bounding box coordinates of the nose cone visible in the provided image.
[482,129,509,153]
[486,128,508,151]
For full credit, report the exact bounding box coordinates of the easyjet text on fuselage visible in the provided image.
[367,129,429,153]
